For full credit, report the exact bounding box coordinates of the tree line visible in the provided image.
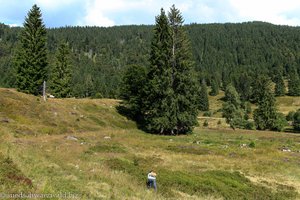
[1,15,300,98]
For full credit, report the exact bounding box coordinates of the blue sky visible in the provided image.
[1,0,300,28]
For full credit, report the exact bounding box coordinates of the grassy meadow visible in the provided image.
[0,88,300,199]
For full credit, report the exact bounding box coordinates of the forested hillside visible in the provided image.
[1,22,300,98]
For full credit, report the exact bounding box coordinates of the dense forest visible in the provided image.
[1,21,300,98]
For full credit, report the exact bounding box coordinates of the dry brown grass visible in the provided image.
[0,88,299,199]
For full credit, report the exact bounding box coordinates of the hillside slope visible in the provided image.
[1,22,300,98]
[0,89,299,199]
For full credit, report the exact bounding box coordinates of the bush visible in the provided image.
[293,109,300,131]
[249,141,256,148]
[244,121,256,130]
[203,111,212,117]
[272,113,288,132]
[203,120,209,127]
[93,92,103,99]
[286,111,295,121]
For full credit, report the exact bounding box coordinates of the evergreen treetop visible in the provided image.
[14,4,47,95]
[50,42,72,98]
[141,5,199,134]
[198,80,209,111]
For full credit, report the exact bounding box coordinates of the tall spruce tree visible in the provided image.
[14,4,47,95]
[144,8,175,134]
[50,42,72,98]
[143,5,198,134]
[222,84,243,129]
[198,80,209,111]
[253,76,283,130]
[209,78,219,96]
[235,72,252,101]
[272,65,286,96]
[168,5,199,134]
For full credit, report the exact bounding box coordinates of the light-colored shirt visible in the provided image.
[148,172,156,180]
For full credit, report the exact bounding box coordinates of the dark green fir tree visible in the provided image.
[209,78,219,96]
[14,4,47,95]
[222,84,243,130]
[288,67,300,96]
[168,5,199,134]
[143,8,175,134]
[253,76,286,131]
[274,73,286,96]
[236,72,252,101]
[251,75,271,103]
[143,5,198,134]
[272,64,285,97]
[120,65,146,119]
[293,109,300,131]
[198,80,209,111]
[50,42,72,98]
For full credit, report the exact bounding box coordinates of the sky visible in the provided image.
[1,0,300,28]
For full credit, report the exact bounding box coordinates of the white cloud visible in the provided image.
[229,0,300,25]
[35,0,75,10]
[8,23,21,27]
[79,9,115,27]
[3,0,300,27]
[78,0,188,27]
[79,0,158,26]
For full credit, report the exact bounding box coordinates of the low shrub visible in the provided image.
[203,111,212,117]
[249,141,256,148]
[203,120,209,127]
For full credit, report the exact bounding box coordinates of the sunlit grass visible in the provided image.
[0,88,299,199]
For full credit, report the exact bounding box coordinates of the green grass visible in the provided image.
[85,143,127,154]
[103,157,297,199]
[0,88,300,199]
[0,154,33,193]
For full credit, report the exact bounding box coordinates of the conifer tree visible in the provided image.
[293,109,300,131]
[14,4,47,95]
[272,64,285,96]
[198,80,209,111]
[253,76,285,131]
[144,8,175,134]
[236,72,252,101]
[50,42,72,98]
[168,5,199,134]
[288,67,300,96]
[120,65,146,119]
[251,74,271,103]
[222,84,243,129]
[143,5,198,134]
[209,78,219,96]
[274,73,285,96]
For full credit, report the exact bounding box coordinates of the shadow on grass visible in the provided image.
[116,104,194,135]
[116,104,151,134]
[284,128,300,134]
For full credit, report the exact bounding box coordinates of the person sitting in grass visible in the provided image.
[147,170,157,191]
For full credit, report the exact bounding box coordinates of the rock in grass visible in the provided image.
[1,118,10,123]
[281,147,292,152]
[66,135,78,141]
[104,136,111,140]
